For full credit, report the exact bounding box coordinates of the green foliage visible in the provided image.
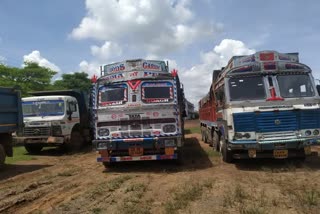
[0,63,92,96]
[0,62,57,96]
[53,72,91,92]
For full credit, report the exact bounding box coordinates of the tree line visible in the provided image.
[0,62,92,97]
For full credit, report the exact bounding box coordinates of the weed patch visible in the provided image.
[107,175,132,191]
[57,169,79,177]
[92,208,102,214]
[204,148,220,158]
[119,182,150,214]
[164,179,214,214]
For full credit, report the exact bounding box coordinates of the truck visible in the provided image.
[0,87,23,167]
[199,50,320,163]
[15,90,91,153]
[91,59,185,166]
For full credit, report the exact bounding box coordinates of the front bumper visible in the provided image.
[97,154,177,162]
[232,149,310,159]
[229,137,320,150]
[14,136,65,145]
[94,136,182,162]
[228,137,320,159]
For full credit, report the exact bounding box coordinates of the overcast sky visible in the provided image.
[1,0,320,107]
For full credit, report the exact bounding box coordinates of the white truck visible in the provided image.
[199,50,320,162]
[15,90,91,153]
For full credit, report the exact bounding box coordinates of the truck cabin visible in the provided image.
[213,56,317,106]
[22,96,78,120]
[96,60,178,108]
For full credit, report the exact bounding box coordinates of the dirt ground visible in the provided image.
[1,120,320,214]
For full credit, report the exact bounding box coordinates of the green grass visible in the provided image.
[185,126,201,134]
[204,148,220,158]
[5,146,35,164]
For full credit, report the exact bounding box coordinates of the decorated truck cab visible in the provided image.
[91,59,185,166]
[199,50,320,162]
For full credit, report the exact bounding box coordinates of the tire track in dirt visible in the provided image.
[0,152,107,213]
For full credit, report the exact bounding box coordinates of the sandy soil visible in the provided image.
[0,120,320,214]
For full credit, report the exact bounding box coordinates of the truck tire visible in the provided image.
[221,136,233,163]
[25,144,43,154]
[204,133,209,144]
[66,129,84,152]
[0,144,6,168]
[212,131,220,152]
[201,129,204,141]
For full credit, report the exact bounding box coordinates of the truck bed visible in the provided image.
[0,87,23,133]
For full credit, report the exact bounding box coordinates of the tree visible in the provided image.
[0,62,57,96]
[53,72,92,92]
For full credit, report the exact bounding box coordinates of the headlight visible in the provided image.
[234,132,243,139]
[243,133,251,139]
[52,125,62,136]
[313,129,319,135]
[305,130,312,136]
[98,128,110,136]
[163,124,176,133]
[235,132,252,139]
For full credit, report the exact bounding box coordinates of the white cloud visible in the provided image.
[79,60,100,77]
[70,0,222,55]
[178,39,255,108]
[23,50,61,72]
[91,41,122,61]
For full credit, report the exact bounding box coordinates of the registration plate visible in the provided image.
[128,147,143,156]
[165,147,175,155]
[273,149,288,159]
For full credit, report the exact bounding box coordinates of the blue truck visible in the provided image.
[0,87,23,167]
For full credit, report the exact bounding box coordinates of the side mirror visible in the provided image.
[182,110,187,118]
[67,110,72,121]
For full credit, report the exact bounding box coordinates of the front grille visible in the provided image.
[97,118,176,127]
[23,127,51,136]
[130,131,142,136]
[300,109,320,129]
[233,109,320,133]
[260,131,297,141]
[256,111,298,132]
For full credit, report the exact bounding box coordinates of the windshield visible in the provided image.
[141,82,173,103]
[99,85,127,106]
[23,100,65,117]
[144,87,171,99]
[229,76,266,101]
[277,74,315,98]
